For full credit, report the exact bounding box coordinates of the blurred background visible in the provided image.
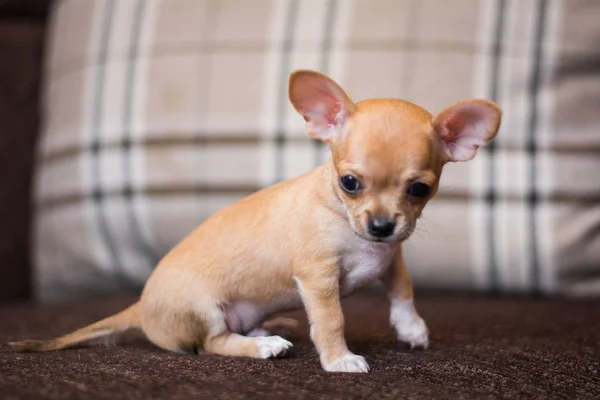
[1,0,599,304]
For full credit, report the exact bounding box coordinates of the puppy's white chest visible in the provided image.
[339,240,396,294]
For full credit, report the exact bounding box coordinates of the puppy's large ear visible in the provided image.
[432,99,502,162]
[288,70,356,143]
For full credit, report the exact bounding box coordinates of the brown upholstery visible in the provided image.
[0,0,50,302]
[1,290,599,399]
[0,0,50,18]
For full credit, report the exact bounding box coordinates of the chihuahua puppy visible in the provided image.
[10,70,501,373]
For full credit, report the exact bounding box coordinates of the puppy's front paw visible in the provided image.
[394,315,429,349]
[390,299,429,349]
[255,336,293,359]
[323,353,370,373]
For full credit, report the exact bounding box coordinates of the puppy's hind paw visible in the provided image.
[255,336,293,359]
[323,353,370,373]
[246,328,271,338]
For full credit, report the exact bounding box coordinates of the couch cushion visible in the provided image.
[0,0,52,19]
[34,0,600,302]
[0,19,47,302]
[1,290,599,399]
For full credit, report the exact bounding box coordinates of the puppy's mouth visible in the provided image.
[354,224,415,244]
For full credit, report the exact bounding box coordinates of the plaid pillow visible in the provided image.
[35,0,600,302]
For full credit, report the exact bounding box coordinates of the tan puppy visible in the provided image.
[10,70,501,373]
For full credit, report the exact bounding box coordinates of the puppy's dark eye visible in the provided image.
[339,175,361,194]
[407,182,430,199]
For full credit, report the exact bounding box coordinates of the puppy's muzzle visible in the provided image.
[367,216,396,238]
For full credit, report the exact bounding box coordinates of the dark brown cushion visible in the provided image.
[0,19,46,303]
[0,0,52,19]
[2,290,599,399]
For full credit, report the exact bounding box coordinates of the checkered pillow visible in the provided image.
[35,0,600,302]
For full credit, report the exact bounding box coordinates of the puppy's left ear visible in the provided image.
[432,99,502,162]
[288,70,356,143]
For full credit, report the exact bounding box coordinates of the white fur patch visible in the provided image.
[390,299,429,348]
[247,328,270,338]
[255,336,293,359]
[292,277,305,298]
[340,240,396,295]
[322,352,370,373]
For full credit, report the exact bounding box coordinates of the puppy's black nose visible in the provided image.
[368,217,396,238]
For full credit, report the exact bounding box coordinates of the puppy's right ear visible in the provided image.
[288,70,356,143]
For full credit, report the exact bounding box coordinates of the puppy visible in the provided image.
[10,70,501,373]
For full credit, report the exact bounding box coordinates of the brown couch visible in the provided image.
[1,1,599,399]
[0,0,50,303]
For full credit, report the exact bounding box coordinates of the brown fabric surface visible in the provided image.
[1,290,599,399]
[0,0,52,19]
[0,19,47,303]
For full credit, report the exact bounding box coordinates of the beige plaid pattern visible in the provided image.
[35,0,600,302]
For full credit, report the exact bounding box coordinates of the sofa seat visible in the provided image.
[1,290,599,399]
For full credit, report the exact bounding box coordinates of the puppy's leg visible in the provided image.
[203,308,292,359]
[380,247,429,348]
[294,266,369,373]
[204,332,292,359]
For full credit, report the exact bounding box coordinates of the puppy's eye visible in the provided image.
[339,175,361,194]
[407,182,430,199]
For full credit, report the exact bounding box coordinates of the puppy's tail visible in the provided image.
[8,302,141,352]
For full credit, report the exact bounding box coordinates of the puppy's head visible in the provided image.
[289,70,501,243]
